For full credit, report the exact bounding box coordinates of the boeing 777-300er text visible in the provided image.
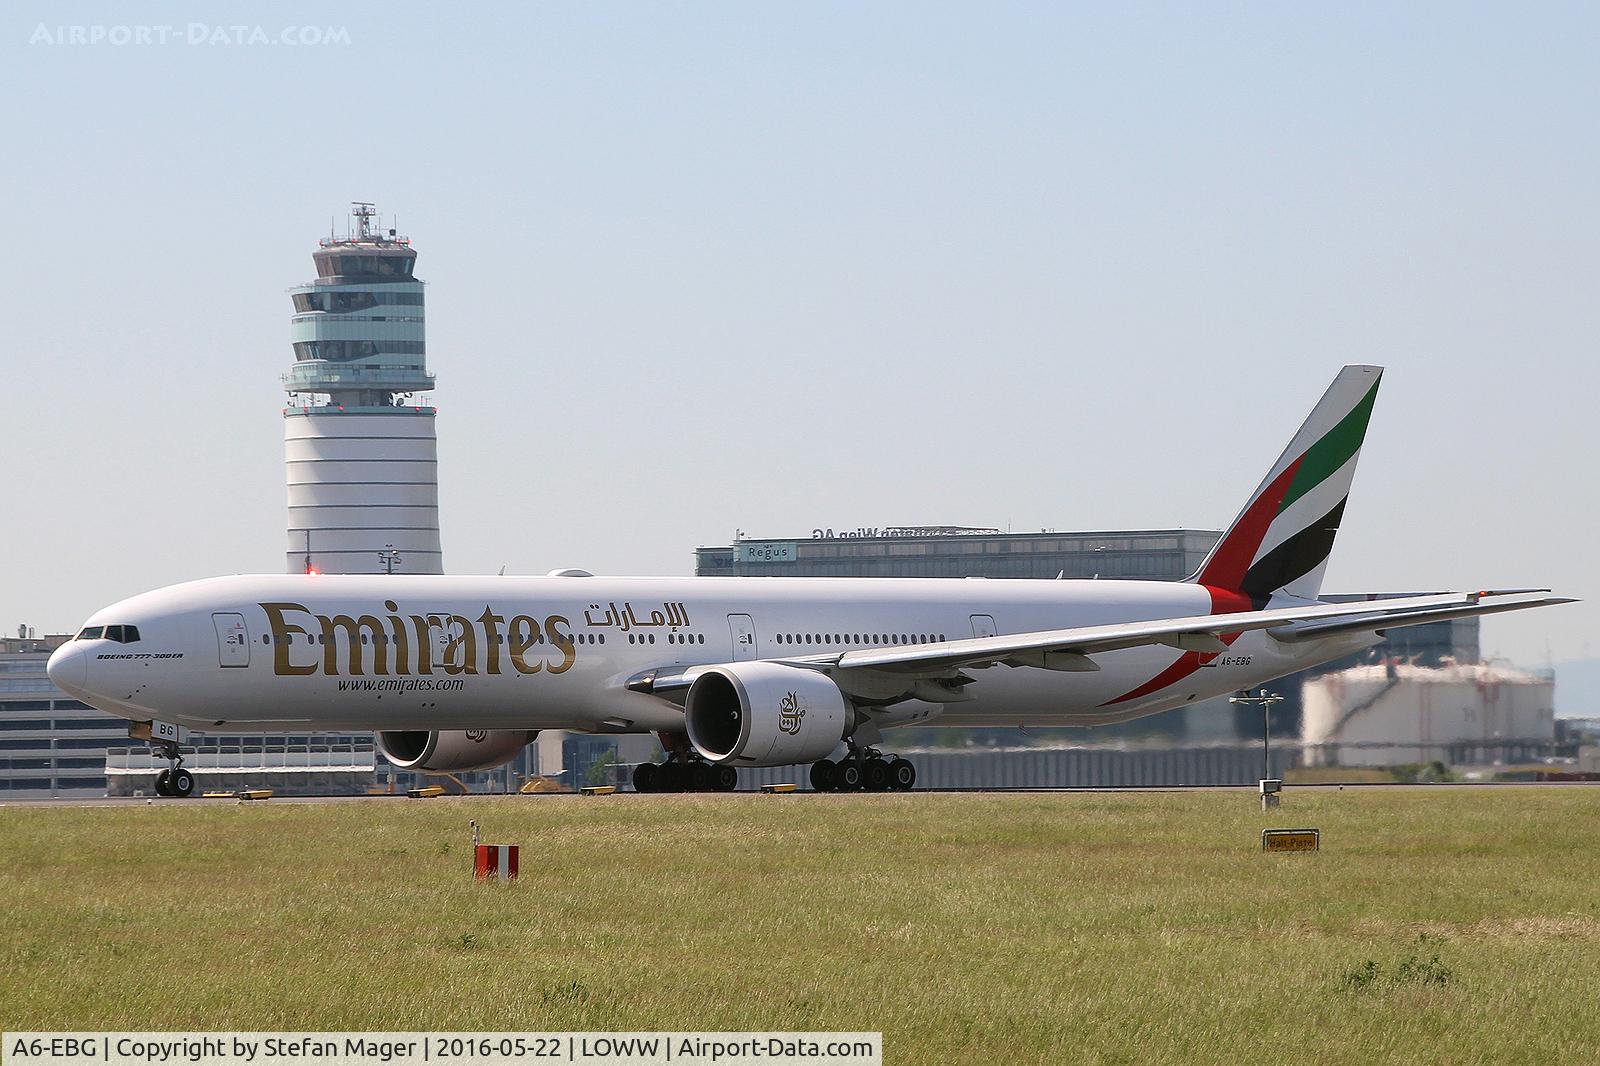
[50,366,1572,796]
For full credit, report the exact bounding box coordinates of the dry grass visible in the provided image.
[3,789,1599,1064]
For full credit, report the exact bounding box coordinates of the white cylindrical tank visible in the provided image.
[284,408,443,575]
[1302,661,1554,766]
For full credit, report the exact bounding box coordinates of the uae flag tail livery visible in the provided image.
[1192,364,1382,608]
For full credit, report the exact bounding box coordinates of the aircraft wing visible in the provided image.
[628,590,1571,700]
[831,590,1571,673]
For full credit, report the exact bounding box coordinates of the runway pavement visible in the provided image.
[4,780,1598,806]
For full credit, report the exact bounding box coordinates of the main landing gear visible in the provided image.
[635,731,738,793]
[810,747,916,793]
[632,757,738,793]
[150,740,196,798]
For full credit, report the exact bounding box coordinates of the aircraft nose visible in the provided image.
[47,642,88,695]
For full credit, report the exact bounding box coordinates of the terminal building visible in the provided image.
[0,629,124,798]
[696,527,1220,582]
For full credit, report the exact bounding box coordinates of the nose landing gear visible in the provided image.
[150,741,196,798]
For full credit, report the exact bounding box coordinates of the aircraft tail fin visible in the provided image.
[1192,365,1383,604]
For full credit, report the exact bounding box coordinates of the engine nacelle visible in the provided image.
[685,662,851,767]
[376,729,537,772]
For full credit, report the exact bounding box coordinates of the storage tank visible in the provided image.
[1302,661,1554,767]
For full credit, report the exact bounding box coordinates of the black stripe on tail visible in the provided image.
[1239,498,1347,605]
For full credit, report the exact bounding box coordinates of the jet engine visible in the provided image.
[685,662,851,767]
[376,729,537,772]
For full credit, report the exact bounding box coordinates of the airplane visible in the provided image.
[49,365,1572,797]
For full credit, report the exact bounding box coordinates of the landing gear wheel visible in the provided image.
[888,758,916,791]
[687,761,712,792]
[834,760,863,792]
[632,762,658,793]
[154,769,173,797]
[864,757,892,792]
[658,761,685,793]
[170,767,196,798]
[810,759,837,792]
[712,765,738,792]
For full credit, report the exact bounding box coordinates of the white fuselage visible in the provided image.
[48,573,1375,735]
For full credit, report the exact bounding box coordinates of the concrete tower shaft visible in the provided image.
[284,203,443,576]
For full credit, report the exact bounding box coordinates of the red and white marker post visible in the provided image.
[470,819,519,881]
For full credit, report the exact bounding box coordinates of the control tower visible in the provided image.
[283,203,443,575]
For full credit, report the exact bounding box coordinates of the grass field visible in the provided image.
[3,789,1599,1064]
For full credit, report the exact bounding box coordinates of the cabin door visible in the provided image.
[727,614,757,661]
[213,612,251,668]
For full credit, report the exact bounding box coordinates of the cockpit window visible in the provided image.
[83,625,140,643]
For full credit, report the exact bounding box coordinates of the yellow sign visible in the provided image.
[1262,828,1320,852]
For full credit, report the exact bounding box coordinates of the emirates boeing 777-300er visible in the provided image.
[49,366,1572,796]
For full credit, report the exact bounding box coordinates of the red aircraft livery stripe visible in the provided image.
[1102,586,1251,706]
[1195,457,1304,591]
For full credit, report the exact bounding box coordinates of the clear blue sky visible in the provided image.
[3,2,1596,673]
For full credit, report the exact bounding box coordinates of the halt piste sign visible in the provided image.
[1262,828,1320,852]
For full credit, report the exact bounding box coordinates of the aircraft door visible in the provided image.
[970,614,997,638]
[213,613,250,668]
[728,614,757,661]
